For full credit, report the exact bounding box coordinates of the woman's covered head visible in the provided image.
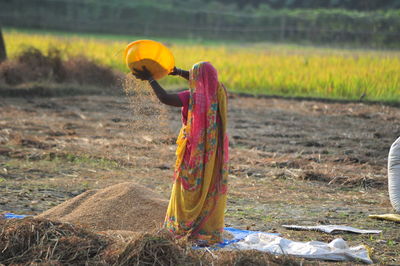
[189,62,218,92]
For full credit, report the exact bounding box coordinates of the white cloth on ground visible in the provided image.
[282,224,381,234]
[228,232,373,264]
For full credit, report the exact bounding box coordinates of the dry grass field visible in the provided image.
[0,91,399,263]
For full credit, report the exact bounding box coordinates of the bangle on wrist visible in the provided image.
[149,79,155,84]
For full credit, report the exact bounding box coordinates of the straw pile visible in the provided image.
[0,218,110,265]
[117,229,199,266]
[0,217,302,265]
[36,182,169,232]
[0,47,119,87]
[212,250,303,266]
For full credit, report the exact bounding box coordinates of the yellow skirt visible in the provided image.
[164,125,227,244]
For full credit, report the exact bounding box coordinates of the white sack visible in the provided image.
[231,233,373,264]
[388,137,400,213]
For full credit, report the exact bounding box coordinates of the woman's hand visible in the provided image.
[132,66,153,81]
[169,66,180,76]
[169,67,190,80]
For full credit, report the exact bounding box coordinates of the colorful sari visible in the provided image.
[164,62,229,244]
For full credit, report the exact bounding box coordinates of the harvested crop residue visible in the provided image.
[0,218,110,265]
[0,218,303,265]
[0,47,120,88]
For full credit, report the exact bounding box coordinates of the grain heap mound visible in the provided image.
[37,182,169,232]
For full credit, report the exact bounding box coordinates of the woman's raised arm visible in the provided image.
[132,67,183,107]
[169,67,189,80]
[148,80,182,107]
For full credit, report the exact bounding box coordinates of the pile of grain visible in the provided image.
[36,182,169,232]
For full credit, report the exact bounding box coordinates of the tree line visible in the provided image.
[201,0,400,11]
[1,0,399,48]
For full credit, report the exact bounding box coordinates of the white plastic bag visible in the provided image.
[388,137,400,213]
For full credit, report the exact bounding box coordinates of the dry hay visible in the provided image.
[0,217,110,265]
[0,218,304,266]
[63,55,120,87]
[123,74,169,138]
[100,230,142,244]
[265,156,386,189]
[211,250,304,266]
[0,47,119,87]
[117,229,199,266]
[0,47,64,85]
[36,182,169,232]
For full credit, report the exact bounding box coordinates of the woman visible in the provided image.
[133,62,229,245]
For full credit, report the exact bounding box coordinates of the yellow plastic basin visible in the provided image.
[124,40,175,80]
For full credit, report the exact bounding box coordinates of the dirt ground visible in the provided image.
[0,92,399,264]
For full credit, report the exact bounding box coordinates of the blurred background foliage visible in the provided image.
[1,0,400,48]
